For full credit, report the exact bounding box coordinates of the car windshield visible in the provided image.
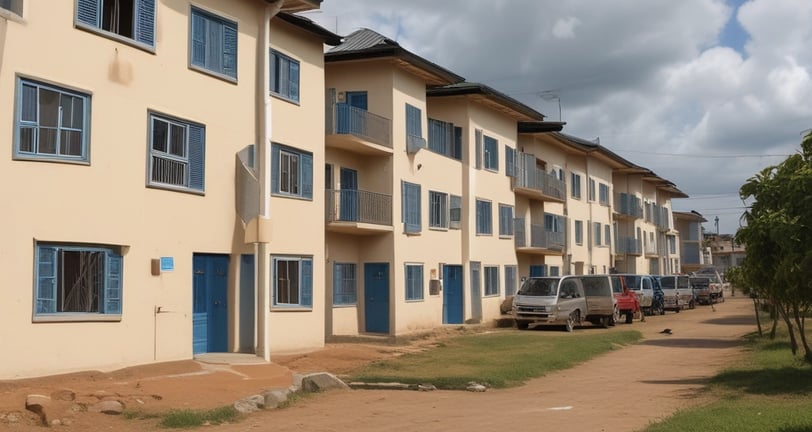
[518,278,559,296]
[581,277,610,296]
[691,277,711,288]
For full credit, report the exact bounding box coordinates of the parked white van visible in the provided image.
[658,275,694,310]
[513,276,586,331]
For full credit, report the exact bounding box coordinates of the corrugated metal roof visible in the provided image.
[329,28,395,53]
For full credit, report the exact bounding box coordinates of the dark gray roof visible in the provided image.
[278,13,342,45]
[326,28,464,85]
[428,82,549,122]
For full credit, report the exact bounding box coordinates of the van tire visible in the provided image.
[565,311,579,332]
[609,307,619,326]
[516,320,529,330]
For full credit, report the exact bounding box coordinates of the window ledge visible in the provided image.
[270,92,301,106]
[34,314,122,323]
[331,303,358,308]
[188,64,238,84]
[271,306,312,312]
[0,8,25,24]
[429,226,449,232]
[270,192,312,201]
[75,23,156,54]
[13,155,90,165]
[405,299,425,303]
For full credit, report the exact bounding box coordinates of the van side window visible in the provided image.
[643,278,652,290]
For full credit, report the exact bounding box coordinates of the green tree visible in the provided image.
[736,133,812,362]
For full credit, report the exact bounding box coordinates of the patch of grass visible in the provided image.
[159,406,241,429]
[644,326,812,432]
[349,330,641,389]
[122,409,161,420]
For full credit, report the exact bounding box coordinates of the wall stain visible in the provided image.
[108,48,134,85]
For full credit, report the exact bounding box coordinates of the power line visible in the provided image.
[612,149,791,159]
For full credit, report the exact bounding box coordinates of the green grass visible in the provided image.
[643,325,812,432]
[349,330,641,389]
[158,406,241,429]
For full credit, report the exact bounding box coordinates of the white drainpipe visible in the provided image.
[256,0,284,363]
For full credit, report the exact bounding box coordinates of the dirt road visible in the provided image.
[0,297,756,431]
[225,297,756,432]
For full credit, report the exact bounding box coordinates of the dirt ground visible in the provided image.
[0,296,757,431]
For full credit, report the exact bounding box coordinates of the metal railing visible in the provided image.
[326,103,392,149]
[514,160,566,200]
[325,189,392,226]
[514,218,565,251]
[615,193,643,219]
[616,236,643,255]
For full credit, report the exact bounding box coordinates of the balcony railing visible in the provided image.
[513,153,566,201]
[326,103,392,149]
[326,189,392,226]
[514,218,565,251]
[615,193,643,219]
[645,243,657,256]
[615,236,642,255]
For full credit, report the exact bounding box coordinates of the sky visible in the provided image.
[305,0,812,236]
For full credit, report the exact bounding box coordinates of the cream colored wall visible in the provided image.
[0,0,270,378]
[265,18,326,352]
[585,158,614,274]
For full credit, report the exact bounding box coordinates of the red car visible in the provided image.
[610,275,641,323]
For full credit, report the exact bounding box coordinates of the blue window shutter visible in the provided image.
[222,24,238,79]
[402,182,421,233]
[271,144,280,194]
[36,246,58,314]
[405,104,421,137]
[188,124,205,191]
[301,259,313,307]
[269,51,278,92]
[453,126,462,160]
[105,253,123,314]
[558,215,566,234]
[332,263,342,303]
[301,152,313,199]
[135,0,156,47]
[289,61,300,102]
[206,19,223,72]
[191,12,206,67]
[475,129,482,169]
[77,0,100,27]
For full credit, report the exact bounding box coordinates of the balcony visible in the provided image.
[514,217,565,255]
[326,103,393,156]
[645,243,658,257]
[615,236,642,256]
[614,193,643,219]
[513,154,566,202]
[326,189,393,235]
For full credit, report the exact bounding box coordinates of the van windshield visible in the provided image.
[518,278,559,296]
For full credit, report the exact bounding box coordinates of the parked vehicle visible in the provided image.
[513,276,587,332]
[615,274,664,316]
[691,268,727,304]
[581,275,620,328]
[657,275,693,311]
[609,275,641,324]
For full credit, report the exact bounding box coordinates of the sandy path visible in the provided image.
[224,297,756,432]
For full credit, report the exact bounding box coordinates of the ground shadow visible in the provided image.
[639,377,712,386]
[778,427,812,432]
[702,315,757,326]
[640,338,746,349]
[711,367,812,395]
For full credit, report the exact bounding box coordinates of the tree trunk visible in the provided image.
[778,304,798,355]
[769,304,779,339]
[753,297,763,336]
[792,307,812,363]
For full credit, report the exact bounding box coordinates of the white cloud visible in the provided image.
[309,0,812,234]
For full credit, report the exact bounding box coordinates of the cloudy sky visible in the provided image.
[306,0,812,235]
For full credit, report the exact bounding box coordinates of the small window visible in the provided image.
[571,172,582,199]
[148,112,206,193]
[484,266,499,296]
[190,7,238,80]
[332,263,357,305]
[483,135,498,171]
[429,191,448,229]
[605,224,611,246]
[76,0,155,48]
[271,144,313,200]
[1,0,22,16]
[427,118,462,160]
[34,243,123,319]
[594,222,602,246]
[588,178,596,201]
[449,195,462,229]
[575,220,583,245]
[273,256,312,308]
[505,146,517,177]
[549,266,560,277]
[599,183,610,205]
[270,49,300,103]
[476,199,492,235]
[406,104,422,140]
[405,264,424,301]
[15,78,91,163]
[402,181,421,234]
[498,204,514,237]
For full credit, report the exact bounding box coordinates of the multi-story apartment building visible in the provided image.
[674,210,708,273]
[0,0,338,379]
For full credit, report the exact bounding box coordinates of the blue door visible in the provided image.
[338,91,368,134]
[530,265,546,277]
[364,263,389,333]
[340,168,358,222]
[193,254,229,354]
[443,265,463,324]
[238,254,255,353]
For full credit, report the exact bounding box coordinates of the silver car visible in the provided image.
[513,276,587,332]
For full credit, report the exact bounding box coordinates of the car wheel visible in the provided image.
[609,307,619,326]
[675,306,680,313]
[625,311,634,324]
[516,320,529,330]
[689,300,696,309]
[565,311,578,332]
